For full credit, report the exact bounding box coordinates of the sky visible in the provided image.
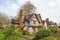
[0,0,60,23]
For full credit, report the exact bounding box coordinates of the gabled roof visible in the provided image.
[24,13,43,24]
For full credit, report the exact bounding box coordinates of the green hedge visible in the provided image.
[48,26,58,34]
[33,29,51,40]
[33,26,58,40]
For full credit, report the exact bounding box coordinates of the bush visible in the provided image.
[40,36,56,40]
[48,26,58,34]
[3,25,16,40]
[33,29,51,40]
[0,24,3,29]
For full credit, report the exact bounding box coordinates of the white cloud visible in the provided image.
[49,1,57,8]
[7,4,19,10]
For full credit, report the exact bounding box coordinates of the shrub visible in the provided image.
[48,26,58,34]
[3,25,16,40]
[22,30,27,35]
[33,29,51,40]
[0,24,3,29]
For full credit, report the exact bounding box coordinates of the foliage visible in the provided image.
[40,29,60,40]
[22,1,36,13]
[48,26,58,34]
[0,24,59,40]
[33,29,51,40]
[0,25,33,40]
[33,25,43,29]
[0,30,5,40]
[3,25,16,40]
[0,24,3,29]
[0,13,11,26]
[32,26,59,40]
[40,36,56,40]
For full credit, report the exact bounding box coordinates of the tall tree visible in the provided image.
[0,13,11,26]
[21,1,36,15]
[16,1,36,20]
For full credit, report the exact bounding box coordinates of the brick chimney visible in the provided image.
[20,9,25,29]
